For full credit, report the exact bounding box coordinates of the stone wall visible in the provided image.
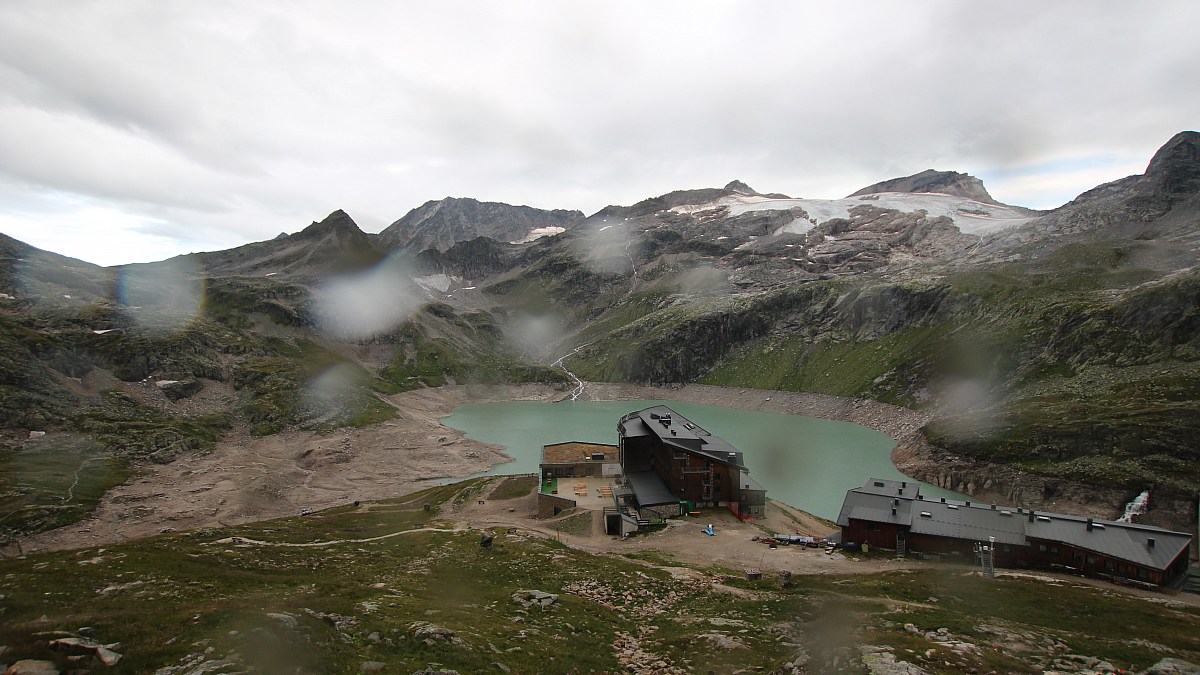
[537,493,577,518]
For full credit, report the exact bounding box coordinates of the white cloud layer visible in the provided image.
[0,1,1197,266]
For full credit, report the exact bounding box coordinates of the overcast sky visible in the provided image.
[0,2,1197,266]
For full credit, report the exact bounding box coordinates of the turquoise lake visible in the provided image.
[442,399,962,521]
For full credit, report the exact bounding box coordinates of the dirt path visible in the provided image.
[10,382,926,556]
[436,475,915,577]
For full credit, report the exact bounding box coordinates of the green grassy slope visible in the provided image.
[1,481,1196,673]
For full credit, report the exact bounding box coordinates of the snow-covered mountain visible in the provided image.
[672,190,1039,236]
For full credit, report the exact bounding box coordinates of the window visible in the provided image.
[1038,544,1047,553]
[1050,546,1059,554]
[1086,556,1096,565]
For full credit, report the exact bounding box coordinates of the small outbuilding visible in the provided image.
[536,441,619,518]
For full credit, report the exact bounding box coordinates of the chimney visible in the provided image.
[891,506,897,516]
[965,501,971,507]
[902,481,907,488]
[1148,538,1156,549]
[990,504,996,510]
[940,497,946,503]
[1086,518,1093,531]
[1028,510,1035,523]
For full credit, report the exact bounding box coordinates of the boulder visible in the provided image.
[511,589,558,610]
[48,636,122,666]
[1144,658,1200,675]
[407,621,466,648]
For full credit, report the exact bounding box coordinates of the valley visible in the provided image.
[0,129,1197,673]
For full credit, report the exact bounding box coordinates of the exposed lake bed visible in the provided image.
[9,382,957,553]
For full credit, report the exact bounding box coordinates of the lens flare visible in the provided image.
[312,256,422,340]
[117,257,206,334]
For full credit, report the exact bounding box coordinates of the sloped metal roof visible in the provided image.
[618,414,652,438]
[1026,513,1190,570]
[908,499,1027,547]
[625,470,678,507]
[741,473,767,493]
[838,479,1193,570]
[626,405,747,469]
[837,491,913,528]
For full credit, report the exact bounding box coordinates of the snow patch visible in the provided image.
[510,226,566,244]
[413,274,460,293]
[723,192,1033,236]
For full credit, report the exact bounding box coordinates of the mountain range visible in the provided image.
[1,130,1197,541]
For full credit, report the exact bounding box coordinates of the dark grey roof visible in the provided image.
[839,479,1193,571]
[622,405,746,469]
[909,498,1027,546]
[854,478,925,500]
[837,490,914,529]
[619,414,652,438]
[1026,513,1190,571]
[626,470,678,507]
[740,474,766,493]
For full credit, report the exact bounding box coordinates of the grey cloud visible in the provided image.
[0,1,1197,265]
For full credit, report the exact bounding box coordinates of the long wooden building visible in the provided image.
[837,478,1193,587]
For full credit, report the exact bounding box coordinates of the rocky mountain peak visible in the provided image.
[297,209,364,240]
[724,180,759,196]
[377,197,584,252]
[1143,130,1200,195]
[849,169,1000,206]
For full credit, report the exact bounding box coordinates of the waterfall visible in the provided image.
[1117,489,1150,523]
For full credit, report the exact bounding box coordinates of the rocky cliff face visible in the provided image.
[891,428,1198,534]
[376,197,584,252]
[982,130,1200,255]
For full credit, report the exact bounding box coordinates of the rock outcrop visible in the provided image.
[849,169,1003,206]
[376,197,584,252]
